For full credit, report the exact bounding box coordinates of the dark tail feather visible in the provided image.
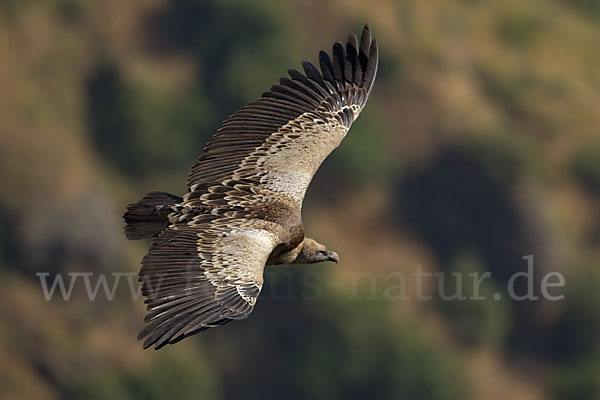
[123,192,182,240]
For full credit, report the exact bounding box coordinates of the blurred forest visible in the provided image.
[1,0,600,399]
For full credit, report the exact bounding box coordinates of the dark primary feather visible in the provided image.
[332,41,346,83]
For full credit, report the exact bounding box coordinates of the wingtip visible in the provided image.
[361,23,372,42]
[141,337,152,349]
[153,342,167,350]
[347,33,358,47]
[371,38,379,56]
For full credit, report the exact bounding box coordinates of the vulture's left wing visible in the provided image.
[185,24,378,207]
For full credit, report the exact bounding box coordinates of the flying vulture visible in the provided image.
[124,24,378,349]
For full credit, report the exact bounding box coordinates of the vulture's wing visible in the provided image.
[185,24,378,206]
[138,215,285,349]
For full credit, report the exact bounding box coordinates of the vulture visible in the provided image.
[124,24,378,349]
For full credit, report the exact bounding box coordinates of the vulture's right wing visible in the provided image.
[138,215,285,350]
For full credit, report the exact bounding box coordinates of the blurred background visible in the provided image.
[1,0,600,398]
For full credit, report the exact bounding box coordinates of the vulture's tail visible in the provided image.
[123,192,182,240]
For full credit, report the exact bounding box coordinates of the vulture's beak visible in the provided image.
[327,250,339,263]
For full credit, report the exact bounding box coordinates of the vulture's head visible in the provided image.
[293,238,339,264]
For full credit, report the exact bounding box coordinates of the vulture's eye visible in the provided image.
[318,250,327,256]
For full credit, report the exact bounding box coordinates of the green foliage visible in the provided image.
[555,359,600,400]
[463,132,541,184]
[67,355,222,400]
[560,0,600,18]
[0,0,37,16]
[56,0,88,24]
[479,69,535,120]
[325,107,397,183]
[304,301,465,400]
[545,269,600,363]
[496,13,543,48]
[148,0,296,109]
[129,354,221,400]
[479,68,567,129]
[399,134,538,284]
[68,370,130,400]
[0,0,88,21]
[86,63,211,177]
[571,143,600,196]
[436,253,511,347]
[399,134,546,355]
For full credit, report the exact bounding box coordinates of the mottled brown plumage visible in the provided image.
[123,24,378,349]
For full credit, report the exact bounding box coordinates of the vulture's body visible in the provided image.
[124,25,378,349]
